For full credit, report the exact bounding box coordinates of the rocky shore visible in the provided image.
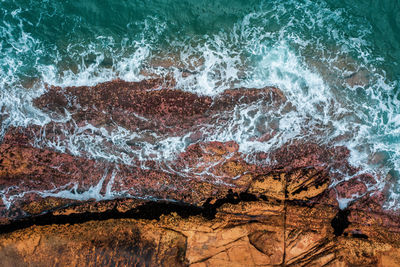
[0,79,399,266]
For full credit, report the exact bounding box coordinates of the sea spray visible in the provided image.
[1,0,399,209]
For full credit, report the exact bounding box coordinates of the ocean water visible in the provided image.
[1,0,400,208]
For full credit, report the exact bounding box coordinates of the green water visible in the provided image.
[0,1,394,75]
[1,0,400,208]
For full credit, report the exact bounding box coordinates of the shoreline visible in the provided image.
[0,78,399,266]
[0,175,399,265]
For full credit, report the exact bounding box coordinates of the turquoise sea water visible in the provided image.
[1,0,400,208]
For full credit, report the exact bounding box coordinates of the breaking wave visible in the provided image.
[1,0,399,209]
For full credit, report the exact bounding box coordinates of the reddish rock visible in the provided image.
[0,79,399,266]
[257,141,354,173]
[1,125,345,223]
[1,130,249,220]
[33,79,283,138]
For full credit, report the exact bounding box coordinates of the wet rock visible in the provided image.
[335,176,369,200]
[1,131,252,220]
[1,79,399,266]
[1,127,341,223]
[344,69,370,87]
[33,79,286,142]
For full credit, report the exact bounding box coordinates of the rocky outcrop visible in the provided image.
[1,79,399,266]
[0,172,399,266]
[0,127,348,224]
[33,78,284,137]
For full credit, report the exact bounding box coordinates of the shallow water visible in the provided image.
[1,0,399,208]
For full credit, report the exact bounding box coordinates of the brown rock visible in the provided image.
[0,219,187,267]
[1,79,399,266]
[0,192,399,266]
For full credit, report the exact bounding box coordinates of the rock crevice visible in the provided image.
[0,79,399,266]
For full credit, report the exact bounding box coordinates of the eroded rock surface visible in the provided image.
[0,174,399,266]
[1,79,399,266]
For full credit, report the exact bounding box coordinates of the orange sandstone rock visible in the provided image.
[1,79,399,266]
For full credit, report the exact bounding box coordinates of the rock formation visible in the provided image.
[0,79,399,266]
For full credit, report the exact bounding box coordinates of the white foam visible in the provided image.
[1,1,400,210]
